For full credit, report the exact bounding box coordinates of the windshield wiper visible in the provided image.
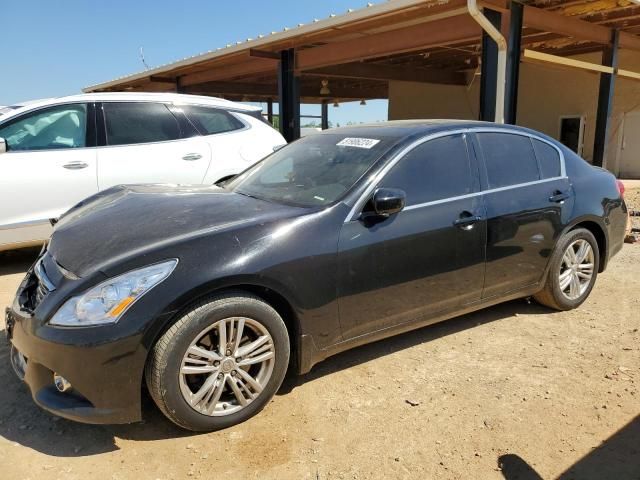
[235,190,260,200]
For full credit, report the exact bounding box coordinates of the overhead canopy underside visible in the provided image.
[84,0,640,103]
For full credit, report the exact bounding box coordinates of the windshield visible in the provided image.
[227,133,400,207]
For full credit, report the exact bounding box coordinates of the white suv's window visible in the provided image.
[0,104,87,151]
[182,106,244,135]
[103,102,182,146]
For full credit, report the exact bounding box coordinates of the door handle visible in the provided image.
[453,211,482,230]
[549,190,570,203]
[182,153,203,161]
[62,161,88,170]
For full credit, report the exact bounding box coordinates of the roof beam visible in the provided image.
[523,6,610,44]
[148,75,176,84]
[523,5,640,52]
[619,31,640,51]
[618,68,640,81]
[249,48,280,60]
[303,62,467,85]
[296,13,481,71]
[522,49,614,74]
[179,58,277,87]
[183,80,388,99]
[128,82,178,93]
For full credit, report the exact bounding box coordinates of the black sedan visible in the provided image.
[6,121,628,431]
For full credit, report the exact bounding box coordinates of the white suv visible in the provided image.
[0,93,286,251]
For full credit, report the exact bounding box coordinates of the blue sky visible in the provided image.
[1,0,388,124]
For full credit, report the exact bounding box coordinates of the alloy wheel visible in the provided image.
[178,317,275,416]
[558,239,595,301]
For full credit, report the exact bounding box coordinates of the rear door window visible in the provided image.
[103,102,182,146]
[532,138,562,179]
[477,132,540,189]
[182,106,244,135]
[381,134,473,205]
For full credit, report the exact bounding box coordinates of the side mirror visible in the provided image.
[0,138,6,154]
[372,187,406,217]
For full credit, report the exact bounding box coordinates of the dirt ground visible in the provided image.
[0,191,638,480]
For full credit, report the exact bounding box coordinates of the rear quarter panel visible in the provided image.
[564,148,627,269]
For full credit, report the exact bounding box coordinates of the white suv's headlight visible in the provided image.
[50,259,178,327]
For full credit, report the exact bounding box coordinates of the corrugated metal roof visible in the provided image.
[83,0,431,92]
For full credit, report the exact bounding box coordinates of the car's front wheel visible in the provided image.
[145,292,290,431]
[534,228,600,311]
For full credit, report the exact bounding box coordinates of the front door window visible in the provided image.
[0,104,87,151]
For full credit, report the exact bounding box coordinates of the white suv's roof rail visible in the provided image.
[0,93,261,123]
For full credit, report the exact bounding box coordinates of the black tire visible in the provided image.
[145,291,290,432]
[534,228,600,311]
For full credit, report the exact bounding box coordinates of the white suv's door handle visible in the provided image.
[182,153,203,161]
[63,161,89,170]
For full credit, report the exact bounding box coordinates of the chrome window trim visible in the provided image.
[345,127,566,222]
[86,137,194,150]
[402,176,567,212]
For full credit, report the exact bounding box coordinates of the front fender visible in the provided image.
[141,273,304,348]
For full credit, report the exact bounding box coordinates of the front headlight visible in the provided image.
[49,259,178,327]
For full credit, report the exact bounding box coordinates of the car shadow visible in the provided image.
[0,297,551,456]
[0,246,40,275]
[498,414,640,480]
[0,335,195,456]
[279,298,550,394]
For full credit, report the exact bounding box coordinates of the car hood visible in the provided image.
[48,184,305,277]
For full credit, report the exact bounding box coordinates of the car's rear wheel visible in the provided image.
[534,228,599,311]
[145,292,289,431]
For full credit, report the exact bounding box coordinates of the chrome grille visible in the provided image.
[27,257,57,310]
[34,258,56,292]
[34,280,49,306]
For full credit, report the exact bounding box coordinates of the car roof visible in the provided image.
[322,120,539,138]
[0,92,261,122]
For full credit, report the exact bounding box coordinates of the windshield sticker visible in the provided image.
[336,137,381,149]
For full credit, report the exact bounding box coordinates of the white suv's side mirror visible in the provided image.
[0,137,6,154]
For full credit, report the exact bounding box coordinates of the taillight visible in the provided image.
[616,179,625,198]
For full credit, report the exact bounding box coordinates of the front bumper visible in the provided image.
[6,305,147,425]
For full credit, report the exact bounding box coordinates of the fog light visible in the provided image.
[10,345,27,381]
[53,374,72,393]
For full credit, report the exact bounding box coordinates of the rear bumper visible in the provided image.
[605,199,629,268]
[6,305,146,425]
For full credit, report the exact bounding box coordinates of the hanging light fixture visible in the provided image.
[241,94,250,102]
[333,99,340,107]
[360,99,367,106]
[320,79,331,95]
